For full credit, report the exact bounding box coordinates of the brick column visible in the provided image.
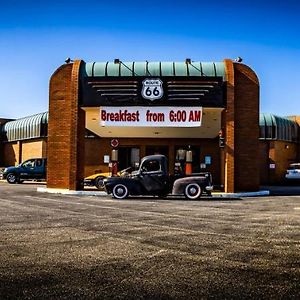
[224,59,235,193]
[234,63,260,191]
[47,60,85,190]
[223,59,260,192]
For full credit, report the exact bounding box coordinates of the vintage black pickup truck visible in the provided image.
[104,154,213,200]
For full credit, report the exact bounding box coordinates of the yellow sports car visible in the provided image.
[84,167,132,190]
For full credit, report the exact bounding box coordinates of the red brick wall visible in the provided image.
[21,139,46,161]
[259,140,298,184]
[234,63,260,191]
[259,141,270,184]
[223,59,235,192]
[272,141,298,183]
[84,138,107,176]
[0,119,14,166]
[223,60,260,192]
[47,60,85,190]
[3,142,19,166]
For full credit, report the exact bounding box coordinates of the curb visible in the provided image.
[37,187,270,198]
[211,190,270,198]
[37,187,107,196]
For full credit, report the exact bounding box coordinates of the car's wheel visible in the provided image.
[95,177,105,190]
[184,183,202,200]
[112,184,129,199]
[7,173,18,184]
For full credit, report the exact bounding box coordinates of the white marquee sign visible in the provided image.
[100,106,202,127]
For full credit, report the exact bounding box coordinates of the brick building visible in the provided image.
[1,59,299,192]
[2,111,299,188]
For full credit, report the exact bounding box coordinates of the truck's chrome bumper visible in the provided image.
[205,185,213,191]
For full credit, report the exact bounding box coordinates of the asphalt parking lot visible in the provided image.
[0,182,299,299]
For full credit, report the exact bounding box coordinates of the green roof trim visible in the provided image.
[260,113,299,142]
[260,113,296,128]
[81,61,226,79]
[260,113,276,127]
[2,112,48,142]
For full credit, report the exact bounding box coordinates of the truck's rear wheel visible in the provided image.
[7,173,18,184]
[184,183,202,200]
[112,184,129,199]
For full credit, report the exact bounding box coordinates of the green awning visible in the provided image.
[81,61,226,79]
[260,113,298,141]
[2,112,48,142]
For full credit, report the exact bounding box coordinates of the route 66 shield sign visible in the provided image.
[141,78,163,101]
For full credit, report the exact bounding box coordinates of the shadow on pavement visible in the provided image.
[261,185,300,196]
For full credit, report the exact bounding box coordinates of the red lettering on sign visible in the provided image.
[101,110,140,122]
[146,110,165,122]
[189,110,201,122]
[169,110,187,122]
[101,110,107,121]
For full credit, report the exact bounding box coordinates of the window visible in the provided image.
[143,160,160,172]
[36,159,42,167]
[23,160,35,168]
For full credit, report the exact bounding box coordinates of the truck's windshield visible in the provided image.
[142,160,161,172]
[22,160,35,168]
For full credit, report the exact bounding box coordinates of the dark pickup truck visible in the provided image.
[104,154,213,200]
[2,158,47,184]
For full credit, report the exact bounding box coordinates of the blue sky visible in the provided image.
[0,0,299,119]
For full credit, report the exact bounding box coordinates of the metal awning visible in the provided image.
[2,112,48,142]
[81,61,226,79]
[260,113,298,142]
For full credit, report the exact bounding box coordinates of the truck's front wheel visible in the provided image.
[184,183,202,200]
[7,173,18,184]
[112,184,129,199]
